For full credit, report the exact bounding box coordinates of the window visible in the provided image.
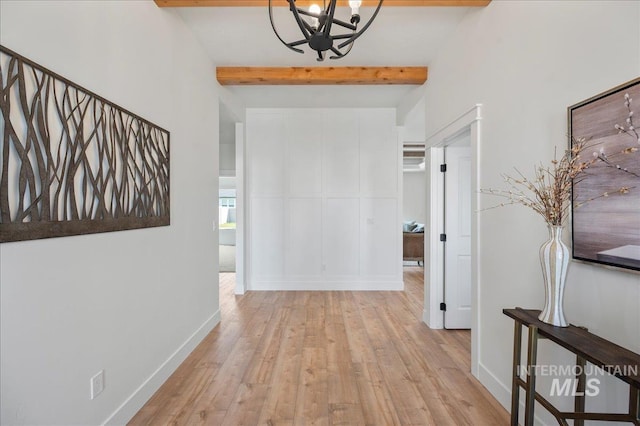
[219,197,236,208]
[219,192,236,229]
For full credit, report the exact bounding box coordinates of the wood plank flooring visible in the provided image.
[129,268,508,425]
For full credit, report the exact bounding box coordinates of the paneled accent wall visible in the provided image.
[246,108,402,290]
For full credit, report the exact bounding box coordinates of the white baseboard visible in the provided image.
[249,280,404,291]
[477,361,550,426]
[102,309,221,425]
[422,309,440,328]
[422,309,444,329]
[478,361,512,410]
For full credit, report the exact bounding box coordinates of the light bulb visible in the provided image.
[348,0,362,15]
[309,4,322,14]
[309,4,321,28]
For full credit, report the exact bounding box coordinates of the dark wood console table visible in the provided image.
[504,308,640,425]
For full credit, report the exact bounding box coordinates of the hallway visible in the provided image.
[130,268,508,425]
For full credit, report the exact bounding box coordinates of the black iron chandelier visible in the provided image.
[269,0,384,61]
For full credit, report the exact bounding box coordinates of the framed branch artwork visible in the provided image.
[0,45,170,243]
[569,77,640,272]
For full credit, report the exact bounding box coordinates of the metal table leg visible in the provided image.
[525,325,539,426]
[630,386,639,426]
[575,355,586,426]
[511,320,523,426]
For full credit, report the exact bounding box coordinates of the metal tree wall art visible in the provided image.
[0,46,170,243]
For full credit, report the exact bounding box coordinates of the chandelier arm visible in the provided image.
[304,20,317,34]
[324,0,338,35]
[288,39,309,48]
[330,32,356,59]
[329,47,344,58]
[290,3,315,38]
[269,0,305,53]
[329,17,357,31]
[337,0,384,49]
[332,33,357,40]
[296,9,318,18]
[331,43,354,59]
[297,8,327,33]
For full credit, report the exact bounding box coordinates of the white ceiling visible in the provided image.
[177,5,474,108]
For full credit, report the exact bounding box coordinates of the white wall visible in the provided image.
[0,2,220,424]
[423,1,640,423]
[219,142,236,176]
[219,176,236,190]
[403,172,426,224]
[246,108,402,290]
[219,99,239,177]
[401,96,426,143]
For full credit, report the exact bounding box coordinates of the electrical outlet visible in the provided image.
[90,370,105,400]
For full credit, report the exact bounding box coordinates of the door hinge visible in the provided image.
[440,164,447,172]
[440,233,447,242]
[440,302,447,311]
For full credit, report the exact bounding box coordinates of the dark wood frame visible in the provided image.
[568,77,640,273]
[0,45,170,242]
[505,308,640,426]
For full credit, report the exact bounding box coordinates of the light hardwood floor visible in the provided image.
[129,268,508,425]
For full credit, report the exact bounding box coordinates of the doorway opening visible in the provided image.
[219,180,237,273]
[218,100,245,294]
[402,143,426,271]
[219,102,237,273]
[424,105,482,377]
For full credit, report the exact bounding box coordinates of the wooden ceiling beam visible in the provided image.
[155,0,490,7]
[217,66,428,85]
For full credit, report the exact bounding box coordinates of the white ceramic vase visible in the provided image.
[538,225,569,327]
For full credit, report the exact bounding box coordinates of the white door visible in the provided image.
[443,139,472,329]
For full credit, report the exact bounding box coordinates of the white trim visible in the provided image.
[477,362,548,426]
[250,280,404,291]
[425,104,482,148]
[397,126,405,285]
[235,122,246,294]
[102,310,221,425]
[425,146,444,329]
[477,361,511,410]
[470,116,482,378]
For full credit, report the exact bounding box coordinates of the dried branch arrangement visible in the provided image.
[0,46,170,242]
[481,93,639,227]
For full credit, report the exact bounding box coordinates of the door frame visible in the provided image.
[423,104,482,377]
[235,122,247,294]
